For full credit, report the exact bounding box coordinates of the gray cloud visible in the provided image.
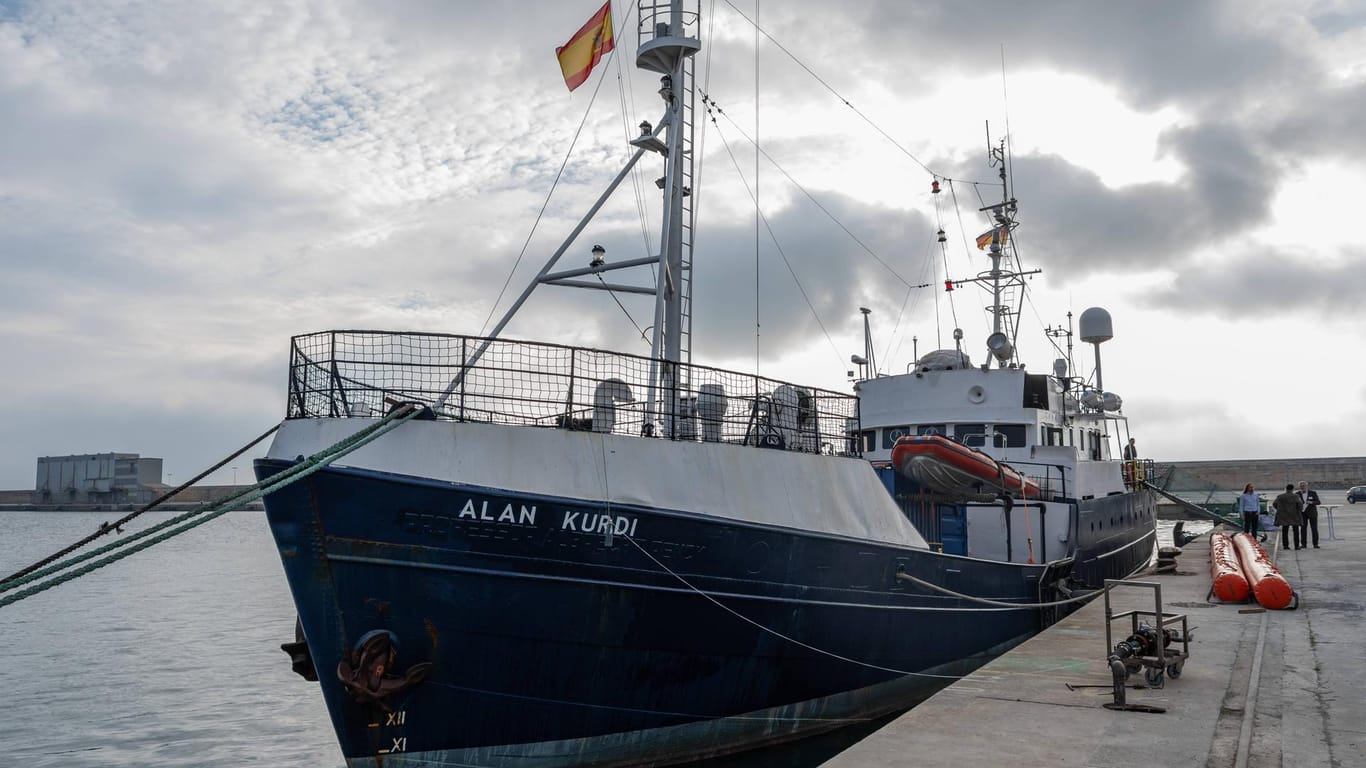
[1,0,1364,487]
[1145,245,1366,316]
[984,121,1282,281]
[857,0,1310,111]
[1265,80,1366,159]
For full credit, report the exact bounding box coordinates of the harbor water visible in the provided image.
[2,509,344,767]
[0,509,1212,766]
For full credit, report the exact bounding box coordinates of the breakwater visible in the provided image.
[1160,456,1366,492]
[0,485,262,511]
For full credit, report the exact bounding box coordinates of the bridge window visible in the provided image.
[1023,373,1050,408]
[860,430,876,453]
[996,424,1027,447]
[881,425,912,449]
[917,424,945,437]
[954,424,986,444]
[1042,426,1064,446]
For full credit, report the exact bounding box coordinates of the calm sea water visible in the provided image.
[1,509,1207,766]
[1,510,345,767]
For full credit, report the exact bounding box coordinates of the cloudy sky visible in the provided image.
[2,0,1364,489]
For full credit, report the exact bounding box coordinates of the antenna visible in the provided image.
[1000,45,1014,203]
[1045,311,1074,418]
[860,307,877,377]
[1045,311,1075,387]
[1079,307,1113,392]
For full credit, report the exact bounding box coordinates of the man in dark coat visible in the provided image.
[1273,484,1304,550]
[1297,481,1322,548]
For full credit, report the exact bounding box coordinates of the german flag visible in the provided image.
[975,227,1008,250]
[556,2,615,92]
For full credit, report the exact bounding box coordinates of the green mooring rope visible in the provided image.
[0,407,421,609]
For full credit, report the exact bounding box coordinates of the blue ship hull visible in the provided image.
[257,458,1055,766]
[1071,492,1157,586]
[877,466,1157,590]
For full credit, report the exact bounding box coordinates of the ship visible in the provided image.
[852,145,1157,590]
[256,3,1155,765]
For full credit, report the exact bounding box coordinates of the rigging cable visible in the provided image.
[754,0,761,375]
[967,195,997,336]
[943,180,969,333]
[709,111,844,367]
[1001,44,1016,206]
[601,3,652,348]
[718,0,937,177]
[480,43,619,337]
[597,274,650,345]
[704,99,919,290]
[613,4,655,262]
[882,236,935,366]
[624,529,1106,680]
[684,0,719,325]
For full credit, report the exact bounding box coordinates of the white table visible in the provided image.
[1321,505,1344,541]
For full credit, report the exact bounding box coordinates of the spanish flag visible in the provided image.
[975,227,1009,250]
[556,1,615,92]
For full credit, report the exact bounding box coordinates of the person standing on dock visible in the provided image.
[1238,483,1261,537]
[1297,481,1321,548]
[1273,484,1305,550]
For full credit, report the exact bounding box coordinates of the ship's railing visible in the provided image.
[287,331,861,457]
[637,0,700,42]
[1002,460,1067,500]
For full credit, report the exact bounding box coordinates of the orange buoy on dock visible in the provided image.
[1231,533,1295,610]
[1209,532,1250,602]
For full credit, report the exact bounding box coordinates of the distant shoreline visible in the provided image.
[0,483,262,511]
[0,503,265,512]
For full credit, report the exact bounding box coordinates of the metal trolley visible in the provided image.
[1103,579,1191,689]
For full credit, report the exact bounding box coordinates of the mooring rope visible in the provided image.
[625,532,1111,681]
[0,424,281,588]
[0,406,421,609]
[622,534,963,680]
[895,571,1101,609]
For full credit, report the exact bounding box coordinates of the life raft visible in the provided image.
[891,434,1042,499]
[1209,532,1250,603]
[1232,533,1295,610]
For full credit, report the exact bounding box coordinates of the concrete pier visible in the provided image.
[826,500,1363,767]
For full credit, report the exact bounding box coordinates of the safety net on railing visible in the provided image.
[287,331,861,457]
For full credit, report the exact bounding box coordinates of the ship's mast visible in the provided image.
[637,0,700,434]
[433,1,700,428]
[975,134,1037,369]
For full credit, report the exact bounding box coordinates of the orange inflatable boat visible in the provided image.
[1209,532,1250,602]
[1232,533,1295,610]
[891,434,1042,499]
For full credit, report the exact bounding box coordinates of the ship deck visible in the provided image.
[825,507,1364,767]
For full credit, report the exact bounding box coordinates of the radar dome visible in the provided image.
[1079,307,1113,344]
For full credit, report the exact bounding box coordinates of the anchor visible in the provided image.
[281,616,319,681]
[336,629,434,712]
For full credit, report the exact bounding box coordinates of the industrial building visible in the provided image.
[34,453,164,505]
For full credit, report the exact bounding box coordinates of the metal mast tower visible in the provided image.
[636,0,700,433]
[433,1,701,433]
[975,139,1038,369]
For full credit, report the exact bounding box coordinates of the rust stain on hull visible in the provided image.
[424,617,439,655]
